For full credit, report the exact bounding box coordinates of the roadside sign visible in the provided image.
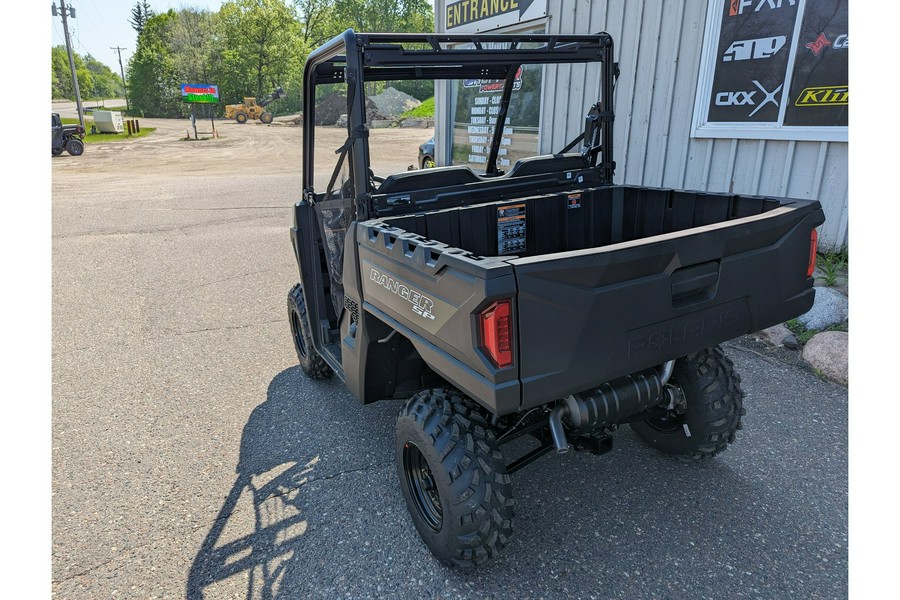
[181,84,219,104]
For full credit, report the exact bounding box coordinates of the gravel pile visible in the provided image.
[369,87,421,117]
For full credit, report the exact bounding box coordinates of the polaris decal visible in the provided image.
[369,268,436,320]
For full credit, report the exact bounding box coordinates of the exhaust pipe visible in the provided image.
[549,361,674,453]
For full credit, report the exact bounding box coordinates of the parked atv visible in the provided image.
[52,113,85,157]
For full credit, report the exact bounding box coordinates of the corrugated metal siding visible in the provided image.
[539,0,848,248]
[435,0,848,248]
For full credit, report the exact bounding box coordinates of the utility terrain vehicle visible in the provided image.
[287,30,824,567]
[51,112,85,156]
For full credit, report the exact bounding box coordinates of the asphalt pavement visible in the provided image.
[51,129,847,599]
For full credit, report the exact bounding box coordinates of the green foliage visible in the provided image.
[400,96,434,119]
[786,318,848,347]
[127,10,183,117]
[333,0,433,33]
[217,0,306,114]
[52,46,125,100]
[815,246,848,287]
[391,79,435,102]
[84,127,156,143]
[118,0,434,118]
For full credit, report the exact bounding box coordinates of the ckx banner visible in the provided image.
[706,0,847,127]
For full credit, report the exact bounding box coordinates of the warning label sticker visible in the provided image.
[497,203,526,255]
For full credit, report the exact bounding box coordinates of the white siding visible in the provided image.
[434,0,849,248]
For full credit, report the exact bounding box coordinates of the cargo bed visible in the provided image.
[359,183,824,412]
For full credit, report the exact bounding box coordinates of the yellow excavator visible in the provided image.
[224,86,286,124]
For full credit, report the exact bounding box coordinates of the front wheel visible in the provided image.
[259,112,273,124]
[396,389,514,568]
[287,284,333,379]
[630,345,745,460]
[65,138,84,156]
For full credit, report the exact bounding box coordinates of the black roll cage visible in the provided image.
[301,29,617,221]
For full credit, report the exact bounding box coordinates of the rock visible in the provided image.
[335,114,348,127]
[783,335,800,350]
[797,287,848,330]
[802,331,848,385]
[757,323,791,346]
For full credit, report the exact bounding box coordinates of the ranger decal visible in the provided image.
[369,268,436,320]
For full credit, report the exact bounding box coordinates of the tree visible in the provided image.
[332,0,433,33]
[127,10,181,117]
[170,8,221,83]
[130,1,156,35]
[295,0,340,47]
[52,46,124,100]
[218,0,305,110]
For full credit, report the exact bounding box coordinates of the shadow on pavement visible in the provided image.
[186,366,377,599]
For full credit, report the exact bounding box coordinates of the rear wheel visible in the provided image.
[396,389,514,568]
[65,138,84,156]
[287,284,333,379]
[630,345,745,460]
[52,147,64,156]
[235,112,249,124]
[421,155,435,169]
[259,112,273,124]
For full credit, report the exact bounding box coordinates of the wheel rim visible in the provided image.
[290,310,308,359]
[402,442,442,532]
[644,383,687,433]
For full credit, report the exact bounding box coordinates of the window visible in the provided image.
[692,0,847,142]
[446,25,546,173]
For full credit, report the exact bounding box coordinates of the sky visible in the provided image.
[51,0,435,74]
[51,0,227,72]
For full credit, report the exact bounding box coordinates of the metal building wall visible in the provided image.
[434,0,848,248]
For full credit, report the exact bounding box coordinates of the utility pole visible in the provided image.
[53,0,85,131]
[110,46,129,111]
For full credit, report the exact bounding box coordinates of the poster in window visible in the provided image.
[707,0,799,123]
[783,0,848,127]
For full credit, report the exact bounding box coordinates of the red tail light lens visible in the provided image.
[808,229,819,277]
[479,299,513,368]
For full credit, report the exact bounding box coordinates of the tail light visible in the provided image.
[479,299,513,368]
[807,229,818,277]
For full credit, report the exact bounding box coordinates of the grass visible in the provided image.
[60,117,155,142]
[815,246,848,287]
[83,128,155,143]
[786,318,848,347]
[399,97,435,119]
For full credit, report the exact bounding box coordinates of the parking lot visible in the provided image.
[52,119,847,598]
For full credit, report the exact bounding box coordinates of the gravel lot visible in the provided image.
[52,119,847,598]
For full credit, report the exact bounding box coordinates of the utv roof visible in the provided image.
[304,30,614,85]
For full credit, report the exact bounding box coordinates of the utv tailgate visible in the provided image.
[511,199,824,409]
